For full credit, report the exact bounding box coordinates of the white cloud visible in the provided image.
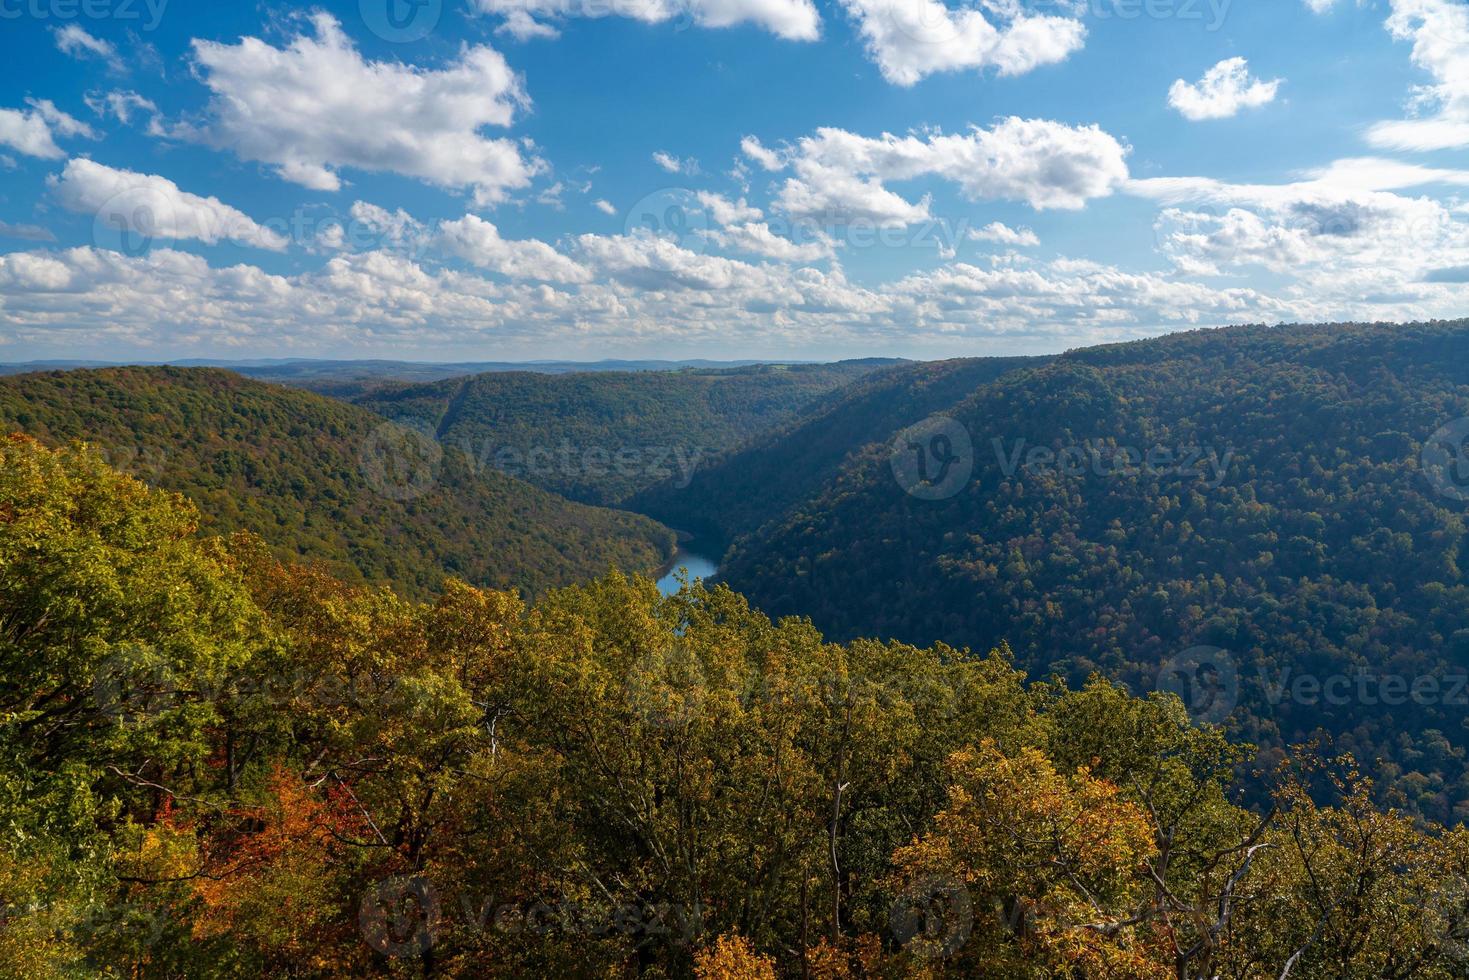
[712,221,834,261]
[496,9,563,39]
[839,0,1086,86]
[50,158,289,251]
[0,99,96,160]
[184,13,537,206]
[741,136,785,171]
[774,117,1130,224]
[574,230,768,291]
[653,151,700,175]
[438,214,591,283]
[1132,170,1469,310]
[1168,58,1281,121]
[1303,0,1339,12]
[593,199,618,215]
[969,221,1039,246]
[1367,0,1469,150]
[84,91,160,129]
[0,221,57,243]
[471,0,820,42]
[52,25,123,71]
[696,191,763,225]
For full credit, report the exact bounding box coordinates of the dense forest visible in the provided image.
[5,436,1469,977]
[648,321,1469,822]
[357,361,897,506]
[631,357,1042,549]
[0,367,675,599]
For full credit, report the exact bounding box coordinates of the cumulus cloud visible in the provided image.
[839,0,1086,86]
[711,221,835,261]
[1132,169,1469,312]
[593,199,618,215]
[183,13,537,206]
[773,117,1130,224]
[0,238,1320,361]
[969,221,1039,246]
[471,0,820,42]
[1169,58,1281,121]
[696,191,763,225]
[1367,0,1469,150]
[0,99,96,160]
[50,159,290,251]
[52,25,123,71]
[438,214,591,283]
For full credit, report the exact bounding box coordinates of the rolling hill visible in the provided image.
[640,321,1469,821]
[0,367,675,598]
[354,359,898,506]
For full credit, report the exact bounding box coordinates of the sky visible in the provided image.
[0,0,1467,362]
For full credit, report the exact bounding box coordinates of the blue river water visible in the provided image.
[655,547,720,596]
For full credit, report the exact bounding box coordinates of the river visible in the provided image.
[655,545,720,596]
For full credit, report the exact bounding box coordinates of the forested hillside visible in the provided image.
[357,360,897,506]
[0,367,674,598]
[668,321,1469,822]
[631,356,1042,548]
[5,437,1467,977]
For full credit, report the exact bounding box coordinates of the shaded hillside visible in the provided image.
[629,356,1043,548]
[0,367,674,598]
[712,321,1469,821]
[356,360,899,506]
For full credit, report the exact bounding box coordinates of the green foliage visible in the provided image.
[697,321,1469,822]
[4,437,1469,977]
[0,367,676,599]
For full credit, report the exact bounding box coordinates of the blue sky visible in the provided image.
[1,0,1467,361]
